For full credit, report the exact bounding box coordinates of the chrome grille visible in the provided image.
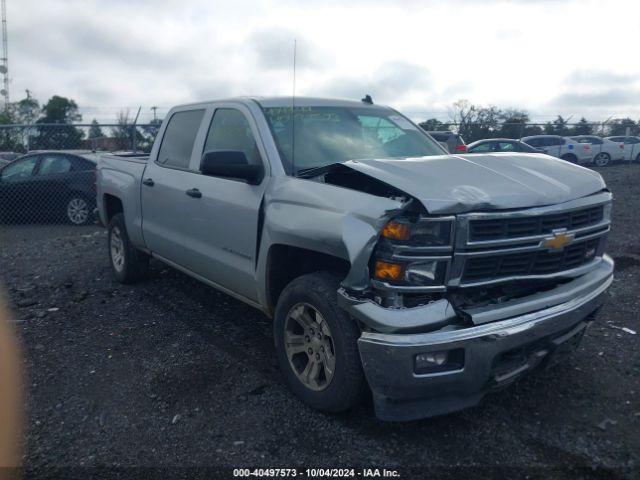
[462,238,599,282]
[469,205,604,242]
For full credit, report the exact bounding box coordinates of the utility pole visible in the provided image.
[0,0,9,110]
[151,106,158,122]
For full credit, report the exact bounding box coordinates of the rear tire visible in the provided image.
[593,152,610,167]
[65,195,92,225]
[560,153,577,163]
[107,213,149,283]
[274,272,366,413]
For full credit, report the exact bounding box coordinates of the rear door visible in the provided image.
[32,153,74,220]
[140,108,208,269]
[546,137,563,157]
[608,137,630,160]
[574,136,602,159]
[173,104,269,301]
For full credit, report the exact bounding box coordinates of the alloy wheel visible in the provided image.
[283,303,336,391]
[110,226,125,273]
[66,197,89,225]
[594,153,610,167]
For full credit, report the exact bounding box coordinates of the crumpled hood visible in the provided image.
[343,153,607,214]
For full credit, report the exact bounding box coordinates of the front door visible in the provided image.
[176,105,269,302]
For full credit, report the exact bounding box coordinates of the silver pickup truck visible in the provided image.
[96,97,614,421]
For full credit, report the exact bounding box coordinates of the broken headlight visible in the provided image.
[405,260,448,286]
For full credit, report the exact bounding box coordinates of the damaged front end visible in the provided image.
[341,190,613,323]
[267,156,614,421]
[318,165,615,420]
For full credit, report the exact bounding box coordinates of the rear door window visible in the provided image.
[38,155,72,175]
[497,142,516,152]
[157,109,206,169]
[471,142,494,152]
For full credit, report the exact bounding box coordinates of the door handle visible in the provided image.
[185,188,202,198]
[142,178,154,187]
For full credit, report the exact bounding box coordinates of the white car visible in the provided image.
[569,135,625,166]
[521,135,593,164]
[604,136,640,162]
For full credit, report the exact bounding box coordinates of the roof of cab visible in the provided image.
[172,96,389,110]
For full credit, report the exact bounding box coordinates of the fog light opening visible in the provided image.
[414,348,464,374]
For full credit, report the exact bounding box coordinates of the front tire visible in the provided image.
[274,272,366,413]
[560,153,577,163]
[107,213,149,283]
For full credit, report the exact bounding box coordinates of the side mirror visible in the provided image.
[200,151,264,185]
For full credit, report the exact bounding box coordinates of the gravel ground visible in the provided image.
[1,164,639,478]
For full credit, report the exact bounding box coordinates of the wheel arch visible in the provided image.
[103,194,124,224]
[264,243,351,317]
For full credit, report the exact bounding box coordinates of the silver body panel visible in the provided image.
[96,96,614,420]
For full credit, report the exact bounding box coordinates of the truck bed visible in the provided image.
[96,152,148,245]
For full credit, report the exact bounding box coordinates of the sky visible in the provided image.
[7,0,640,124]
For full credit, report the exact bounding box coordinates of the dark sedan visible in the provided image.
[0,151,97,225]
[467,138,544,154]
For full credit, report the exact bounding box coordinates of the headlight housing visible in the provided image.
[404,260,449,286]
[373,215,454,289]
[381,217,453,247]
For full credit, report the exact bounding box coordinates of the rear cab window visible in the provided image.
[157,109,206,169]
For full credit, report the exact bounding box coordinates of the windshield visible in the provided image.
[262,106,445,175]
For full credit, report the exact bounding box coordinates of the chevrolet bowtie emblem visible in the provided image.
[541,231,575,250]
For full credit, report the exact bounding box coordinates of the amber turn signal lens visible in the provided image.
[381,221,411,241]
[374,260,403,281]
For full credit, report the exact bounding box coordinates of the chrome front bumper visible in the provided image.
[347,255,614,421]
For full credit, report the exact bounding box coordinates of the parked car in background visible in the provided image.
[604,136,640,162]
[521,135,592,164]
[0,152,19,165]
[0,151,97,225]
[467,138,544,154]
[425,131,466,153]
[569,136,624,167]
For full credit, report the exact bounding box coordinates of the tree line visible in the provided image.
[418,99,640,143]
[1,94,638,152]
[0,93,162,152]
